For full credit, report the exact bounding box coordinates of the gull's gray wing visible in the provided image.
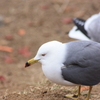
[85,13,100,42]
[62,41,100,86]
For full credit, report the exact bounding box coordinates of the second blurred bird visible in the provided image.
[68,13,100,42]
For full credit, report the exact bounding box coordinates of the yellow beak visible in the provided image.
[25,58,39,67]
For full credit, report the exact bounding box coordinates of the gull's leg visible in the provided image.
[85,86,92,100]
[65,85,81,100]
[73,85,81,97]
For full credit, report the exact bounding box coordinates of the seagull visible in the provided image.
[25,40,100,100]
[68,13,100,42]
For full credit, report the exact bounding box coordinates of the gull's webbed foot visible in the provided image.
[64,94,79,100]
[64,86,81,100]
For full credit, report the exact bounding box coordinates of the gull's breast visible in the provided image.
[42,64,76,86]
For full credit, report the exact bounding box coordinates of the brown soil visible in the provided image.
[0,0,100,100]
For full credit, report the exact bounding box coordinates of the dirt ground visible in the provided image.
[0,0,100,100]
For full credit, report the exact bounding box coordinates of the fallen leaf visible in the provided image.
[3,55,14,63]
[0,46,13,52]
[62,18,72,24]
[40,5,49,10]
[18,46,31,57]
[27,21,33,27]
[81,86,89,91]
[18,29,26,36]
[0,76,6,81]
[4,34,13,40]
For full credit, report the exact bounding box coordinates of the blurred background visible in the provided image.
[0,0,100,99]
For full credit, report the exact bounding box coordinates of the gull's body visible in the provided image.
[25,40,100,100]
[68,13,100,42]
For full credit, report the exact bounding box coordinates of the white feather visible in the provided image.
[68,26,90,41]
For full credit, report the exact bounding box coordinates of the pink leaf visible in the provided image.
[3,55,14,63]
[27,21,33,27]
[4,34,13,40]
[18,46,31,57]
[40,5,49,10]
[0,76,6,81]
[62,18,72,24]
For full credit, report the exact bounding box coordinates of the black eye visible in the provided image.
[41,54,46,56]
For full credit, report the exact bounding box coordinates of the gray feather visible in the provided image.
[85,14,100,42]
[62,40,100,86]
